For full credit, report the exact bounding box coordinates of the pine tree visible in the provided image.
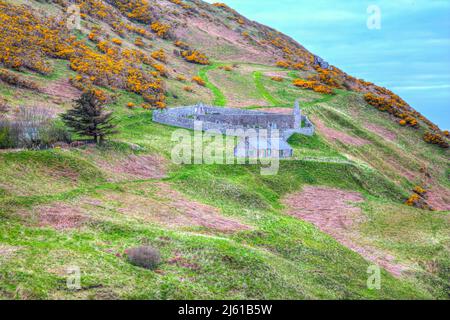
[61,91,117,144]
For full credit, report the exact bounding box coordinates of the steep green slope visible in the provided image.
[1,110,448,299]
[0,146,446,299]
[0,0,449,300]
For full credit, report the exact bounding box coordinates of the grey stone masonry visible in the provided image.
[152,102,315,158]
[153,102,314,135]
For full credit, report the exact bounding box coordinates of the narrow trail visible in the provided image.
[303,92,340,109]
[198,62,346,111]
[252,71,281,106]
[198,63,227,106]
[305,89,352,110]
[252,70,344,110]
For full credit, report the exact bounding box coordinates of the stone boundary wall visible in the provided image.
[197,114,294,129]
[153,107,251,134]
[297,116,315,136]
[153,105,315,137]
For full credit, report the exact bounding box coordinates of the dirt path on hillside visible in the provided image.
[263,71,288,78]
[283,186,407,277]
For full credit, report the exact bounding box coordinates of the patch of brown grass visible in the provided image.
[42,78,81,100]
[24,203,88,230]
[0,245,19,258]
[167,251,201,271]
[264,71,288,78]
[103,182,250,233]
[180,18,273,63]
[313,118,370,146]
[365,123,397,142]
[427,185,450,211]
[96,154,168,182]
[283,186,407,277]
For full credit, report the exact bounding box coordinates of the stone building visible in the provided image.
[152,100,315,159]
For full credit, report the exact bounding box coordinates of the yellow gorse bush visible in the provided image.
[181,50,210,65]
[423,132,449,148]
[271,77,284,82]
[134,37,145,48]
[0,1,73,75]
[151,22,171,38]
[192,76,206,86]
[111,38,123,46]
[293,79,334,95]
[0,1,166,109]
[364,93,419,128]
[151,49,167,63]
[276,61,290,69]
[174,39,210,65]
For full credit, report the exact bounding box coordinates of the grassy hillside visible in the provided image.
[0,0,448,300]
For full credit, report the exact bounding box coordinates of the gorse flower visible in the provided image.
[192,76,206,86]
[293,79,334,95]
[151,22,171,38]
[0,1,167,108]
[151,49,167,63]
[181,50,210,65]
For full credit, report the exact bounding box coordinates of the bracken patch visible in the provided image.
[104,182,250,233]
[283,186,407,277]
[26,203,88,230]
[42,78,82,100]
[96,154,168,181]
[427,186,450,212]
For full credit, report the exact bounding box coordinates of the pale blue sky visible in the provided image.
[204,0,450,129]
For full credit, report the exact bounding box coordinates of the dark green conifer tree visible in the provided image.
[61,91,117,144]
